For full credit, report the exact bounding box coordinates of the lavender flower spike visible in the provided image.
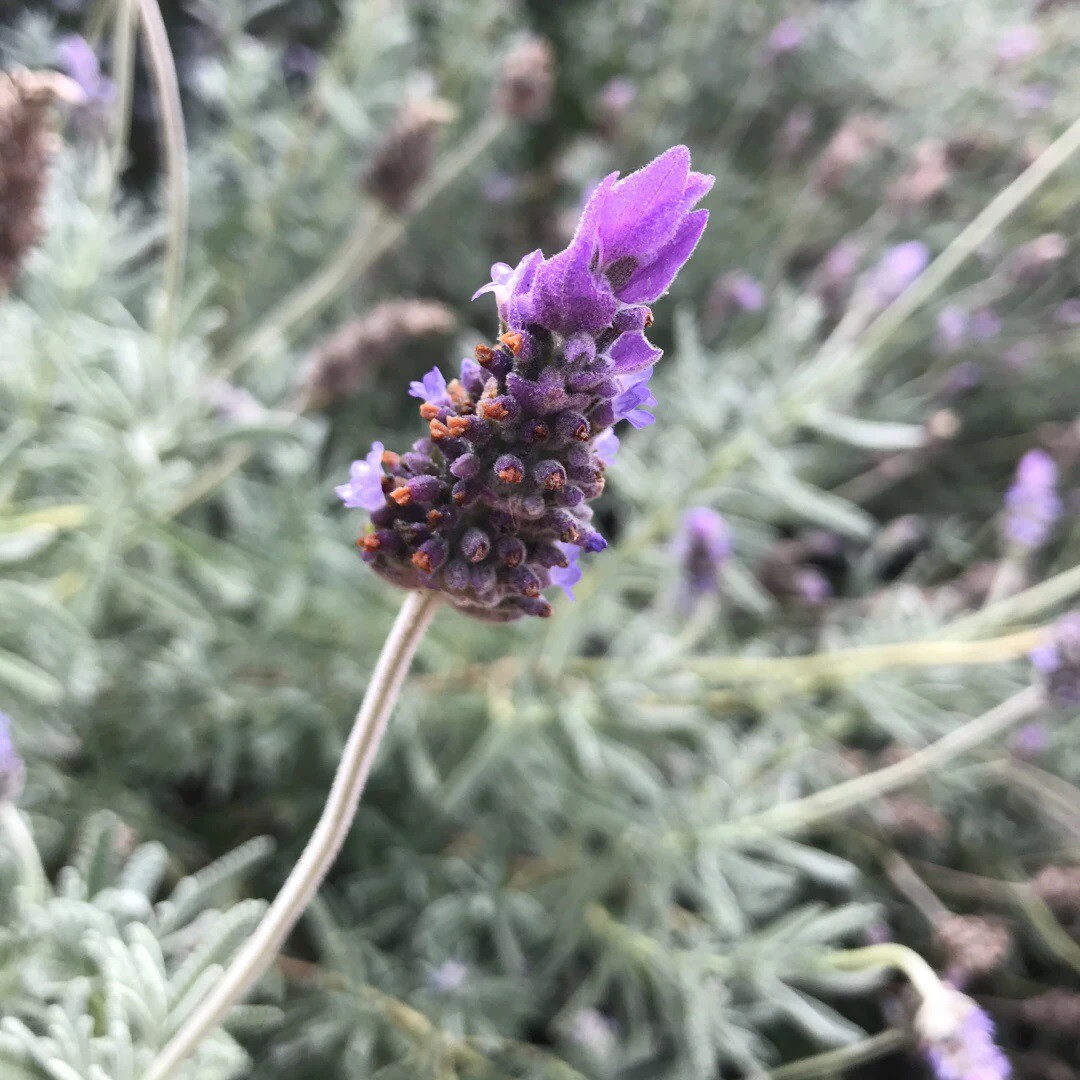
[338,147,712,620]
[0,711,25,801]
[918,988,1010,1080]
[1003,449,1061,550]
[672,507,732,602]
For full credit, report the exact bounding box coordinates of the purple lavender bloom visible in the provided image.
[549,544,583,599]
[408,366,451,405]
[0,712,25,801]
[56,35,115,110]
[427,959,469,993]
[202,380,265,426]
[672,508,732,599]
[1030,612,1080,707]
[969,308,1002,343]
[1002,341,1038,372]
[795,567,832,605]
[1010,722,1048,759]
[568,1008,618,1054]
[920,991,1010,1080]
[943,361,983,398]
[866,242,930,306]
[1014,83,1052,115]
[935,306,970,354]
[762,18,806,63]
[708,270,766,320]
[1003,449,1061,550]
[482,170,518,204]
[336,442,387,511]
[283,44,319,82]
[1054,299,1080,325]
[997,26,1039,64]
[339,147,712,620]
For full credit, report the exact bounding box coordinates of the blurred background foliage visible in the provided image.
[3,0,1080,1077]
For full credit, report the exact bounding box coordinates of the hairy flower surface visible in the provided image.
[339,146,712,619]
[918,989,1010,1080]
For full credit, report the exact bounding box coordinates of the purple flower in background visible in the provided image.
[56,34,115,111]
[969,308,1002,343]
[1003,449,1061,550]
[597,77,637,136]
[336,442,387,511]
[708,270,766,321]
[944,361,983,398]
[569,1008,618,1054]
[866,241,930,306]
[0,712,25,801]
[795,567,832,605]
[920,991,1010,1080]
[1031,612,1080,707]
[408,366,451,405]
[762,18,806,63]
[1010,722,1048,759]
[482,170,518,204]
[282,43,319,82]
[339,147,712,620]
[997,26,1039,64]
[202,380,265,426]
[427,959,469,993]
[935,306,970,354]
[1054,299,1080,325]
[1014,83,1052,115]
[1002,341,1037,372]
[673,508,732,602]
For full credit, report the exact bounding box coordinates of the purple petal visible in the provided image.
[336,441,387,511]
[549,543,583,599]
[619,209,709,305]
[608,330,663,373]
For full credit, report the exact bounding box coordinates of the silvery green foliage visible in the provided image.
[0,812,277,1080]
[2,0,1080,1076]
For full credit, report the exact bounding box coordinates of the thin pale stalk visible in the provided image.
[108,0,137,195]
[0,801,48,905]
[143,590,441,1080]
[137,0,189,338]
[766,1029,906,1080]
[823,942,942,1001]
[715,685,1043,839]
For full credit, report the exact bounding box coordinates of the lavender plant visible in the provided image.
[4,2,1080,1079]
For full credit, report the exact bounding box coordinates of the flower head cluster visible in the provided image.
[918,988,1011,1080]
[338,147,712,619]
[1003,449,1061,550]
[672,507,731,603]
[0,711,25,801]
[1030,611,1080,707]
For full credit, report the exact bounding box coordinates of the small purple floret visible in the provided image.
[336,441,387,511]
[408,366,450,405]
[866,242,930,306]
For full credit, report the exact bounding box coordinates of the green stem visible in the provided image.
[0,801,48,906]
[143,591,441,1080]
[823,943,941,1001]
[716,685,1042,839]
[943,562,1080,640]
[108,0,137,196]
[765,1029,906,1080]
[137,0,189,338]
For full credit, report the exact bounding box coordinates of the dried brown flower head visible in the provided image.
[302,299,456,409]
[0,69,81,293]
[936,915,1012,978]
[493,37,555,121]
[363,98,456,213]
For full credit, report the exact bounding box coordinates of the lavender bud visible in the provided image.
[0,712,25,801]
[450,453,482,480]
[534,460,567,490]
[363,98,455,213]
[493,37,555,120]
[461,527,492,564]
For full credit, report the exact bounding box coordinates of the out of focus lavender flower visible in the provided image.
[997,26,1040,64]
[1003,449,1061,549]
[918,989,1011,1080]
[1014,83,1053,115]
[1006,233,1067,283]
[1010,722,1048,759]
[889,139,951,208]
[482,170,518,204]
[1054,299,1080,325]
[672,508,731,603]
[969,308,1002,342]
[282,44,319,84]
[935,306,970,354]
[707,270,765,322]
[0,711,25,801]
[427,959,469,993]
[865,241,930,306]
[944,361,983,398]
[56,35,115,113]
[812,114,886,192]
[202,380,265,426]
[568,1008,618,1054]
[811,239,861,314]
[596,76,637,137]
[795,567,832,605]
[1002,341,1038,372]
[762,18,806,63]
[774,104,815,163]
[1031,612,1080,707]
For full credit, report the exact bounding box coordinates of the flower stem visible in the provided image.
[143,590,441,1080]
[823,943,942,1001]
[137,0,189,340]
[716,685,1043,839]
[765,1028,906,1080]
[0,801,48,906]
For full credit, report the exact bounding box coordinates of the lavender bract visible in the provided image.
[338,147,712,620]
